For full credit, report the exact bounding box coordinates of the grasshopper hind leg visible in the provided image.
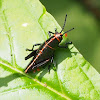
[25,49,37,60]
[25,43,41,60]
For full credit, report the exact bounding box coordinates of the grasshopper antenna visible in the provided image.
[62,28,74,35]
[60,14,67,33]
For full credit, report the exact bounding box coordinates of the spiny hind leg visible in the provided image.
[32,59,50,73]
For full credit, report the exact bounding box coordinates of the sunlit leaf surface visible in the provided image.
[0,0,100,100]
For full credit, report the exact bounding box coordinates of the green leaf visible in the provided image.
[0,0,100,100]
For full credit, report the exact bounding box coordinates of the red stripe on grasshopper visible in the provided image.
[45,41,55,50]
[54,33,62,42]
[25,36,56,73]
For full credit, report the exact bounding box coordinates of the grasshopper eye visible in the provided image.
[65,33,67,37]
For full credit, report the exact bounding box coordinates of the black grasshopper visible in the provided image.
[25,14,74,73]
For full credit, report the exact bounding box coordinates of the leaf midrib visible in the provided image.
[0,60,71,100]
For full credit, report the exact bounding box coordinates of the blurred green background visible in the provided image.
[41,0,100,72]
